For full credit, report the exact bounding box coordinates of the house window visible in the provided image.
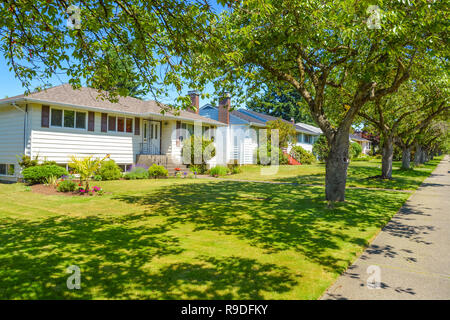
[51,109,63,127]
[108,116,117,131]
[50,108,86,129]
[75,112,86,129]
[304,135,312,144]
[297,133,303,143]
[126,118,133,133]
[0,164,14,176]
[118,117,125,132]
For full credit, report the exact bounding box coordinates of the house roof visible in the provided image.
[0,84,225,126]
[233,109,319,135]
[349,134,371,142]
[295,122,323,134]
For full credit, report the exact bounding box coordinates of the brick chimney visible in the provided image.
[188,90,199,114]
[291,117,295,124]
[218,93,230,124]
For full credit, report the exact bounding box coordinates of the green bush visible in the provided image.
[255,144,288,165]
[210,166,228,177]
[290,146,316,164]
[97,160,122,181]
[181,136,216,173]
[189,164,204,174]
[93,175,103,181]
[148,164,169,178]
[22,165,68,185]
[124,166,149,180]
[227,163,242,174]
[57,180,77,192]
[16,154,39,169]
[312,135,329,162]
[350,142,362,159]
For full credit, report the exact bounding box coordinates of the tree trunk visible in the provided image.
[401,146,411,170]
[325,129,350,202]
[381,136,394,179]
[414,143,422,166]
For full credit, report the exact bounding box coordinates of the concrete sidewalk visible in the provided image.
[321,156,450,300]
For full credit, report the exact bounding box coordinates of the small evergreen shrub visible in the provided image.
[350,142,362,159]
[22,165,68,185]
[97,160,122,180]
[124,166,149,180]
[290,146,316,164]
[312,135,329,162]
[255,144,288,165]
[57,180,77,192]
[148,164,169,178]
[210,166,228,177]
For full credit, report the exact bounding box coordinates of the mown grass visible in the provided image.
[222,157,443,190]
[0,157,441,299]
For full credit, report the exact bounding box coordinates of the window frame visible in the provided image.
[108,116,134,134]
[50,108,87,130]
[0,164,15,177]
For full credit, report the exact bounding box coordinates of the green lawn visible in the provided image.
[223,157,443,190]
[0,158,441,299]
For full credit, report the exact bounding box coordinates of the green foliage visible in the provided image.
[247,88,314,125]
[255,144,289,165]
[148,164,169,179]
[290,146,316,164]
[189,164,204,174]
[45,175,58,186]
[124,166,149,180]
[22,165,68,185]
[312,136,329,162]
[93,175,103,181]
[57,180,77,193]
[16,154,39,169]
[349,142,362,159]
[210,166,228,177]
[181,136,216,173]
[97,160,122,181]
[227,163,242,174]
[265,119,297,148]
[69,155,109,190]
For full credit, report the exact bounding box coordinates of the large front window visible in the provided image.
[51,108,86,129]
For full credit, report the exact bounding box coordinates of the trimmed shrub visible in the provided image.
[124,166,149,180]
[181,136,216,173]
[148,164,169,178]
[350,142,362,159]
[290,146,316,164]
[97,160,122,181]
[17,154,39,169]
[57,180,77,192]
[255,144,289,165]
[22,165,68,185]
[210,166,228,177]
[227,163,242,174]
[312,135,329,162]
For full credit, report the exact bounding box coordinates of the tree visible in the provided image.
[312,135,329,162]
[247,88,314,125]
[91,48,146,99]
[185,0,446,201]
[0,0,214,104]
[359,67,449,176]
[266,119,297,148]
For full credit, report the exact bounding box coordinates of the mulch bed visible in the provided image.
[30,184,102,197]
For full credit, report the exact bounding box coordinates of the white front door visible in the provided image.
[143,120,161,154]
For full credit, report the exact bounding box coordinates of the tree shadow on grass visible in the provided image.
[114,181,408,274]
[0,213,299,299]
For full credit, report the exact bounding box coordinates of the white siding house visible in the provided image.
[0,85,224,181]
[200,104,322,164]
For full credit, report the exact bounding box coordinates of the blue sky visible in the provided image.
[0,1,228,108]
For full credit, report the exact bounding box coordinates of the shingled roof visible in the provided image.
[0,84,224,126]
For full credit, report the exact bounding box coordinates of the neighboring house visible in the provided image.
[199,98,322,164]
[350,133,372,155]
[0,85,224,181]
